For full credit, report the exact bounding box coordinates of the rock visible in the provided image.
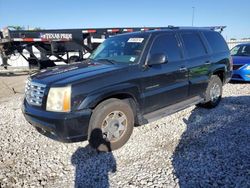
[0,83,250,187]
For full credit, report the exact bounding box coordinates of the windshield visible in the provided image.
[89,34,149,64]
[231,44,250,57]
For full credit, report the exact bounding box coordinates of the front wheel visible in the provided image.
[88,98,134,152]
[198,75,223,108]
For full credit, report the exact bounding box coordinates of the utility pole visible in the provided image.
[192,7,195,26]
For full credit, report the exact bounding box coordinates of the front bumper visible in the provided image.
[231,69,250,81]
[22,100,92,143]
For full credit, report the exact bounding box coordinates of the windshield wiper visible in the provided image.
[96,58,117,65]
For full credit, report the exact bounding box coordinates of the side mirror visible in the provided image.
[147,53,167,65]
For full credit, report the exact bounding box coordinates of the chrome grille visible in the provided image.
[25,79,46,106]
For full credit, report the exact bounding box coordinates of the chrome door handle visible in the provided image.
[205,61,211,65]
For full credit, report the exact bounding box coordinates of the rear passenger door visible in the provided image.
[179,31,211,97]
[141,33,189,114]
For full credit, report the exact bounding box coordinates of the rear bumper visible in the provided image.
[22,100,92,143]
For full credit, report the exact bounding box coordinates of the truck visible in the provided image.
[0,27,177,69]
[0,26,226,69]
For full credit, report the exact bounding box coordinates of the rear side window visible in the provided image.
[181,32,207,58]
[203,31,229,53]
[149,34,182,62]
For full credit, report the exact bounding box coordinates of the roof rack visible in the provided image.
[167,25,226,33]
[198,26,226,33]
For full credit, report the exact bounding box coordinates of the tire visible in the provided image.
[88,98,134,152]
[198,75,223,108]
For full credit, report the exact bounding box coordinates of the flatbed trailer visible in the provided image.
[0,26,226,69]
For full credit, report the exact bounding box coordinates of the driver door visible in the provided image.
[141,33,189,114]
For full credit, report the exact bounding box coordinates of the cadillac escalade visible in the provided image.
[22,28,232,151]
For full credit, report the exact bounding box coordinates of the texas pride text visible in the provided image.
[40,33,73,40]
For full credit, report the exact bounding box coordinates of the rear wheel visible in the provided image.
[198,75,223,108]
[88,98,134,152]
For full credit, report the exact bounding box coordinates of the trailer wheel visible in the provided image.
[88,98,134,152]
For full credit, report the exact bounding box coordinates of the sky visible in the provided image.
[0,0,249,39]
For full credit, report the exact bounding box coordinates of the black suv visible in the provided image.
[22,28,232,151]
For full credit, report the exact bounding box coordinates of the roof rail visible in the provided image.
[167,26,226,33]
[198,26,226,33]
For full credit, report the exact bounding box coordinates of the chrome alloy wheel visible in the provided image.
[101,111,128,142]
[210,83,221,101]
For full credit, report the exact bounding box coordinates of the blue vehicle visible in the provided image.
[231,43,250,81]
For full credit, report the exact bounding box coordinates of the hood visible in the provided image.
[31,62,124,86]
[232,56,250,65]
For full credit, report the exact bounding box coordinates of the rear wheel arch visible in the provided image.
[210,64,227,84]
[198,75,223,108]
[213,69,225,84]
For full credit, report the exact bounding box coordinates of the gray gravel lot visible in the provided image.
[0,81,249,188]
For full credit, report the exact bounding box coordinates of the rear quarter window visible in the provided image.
[203,31,229,53]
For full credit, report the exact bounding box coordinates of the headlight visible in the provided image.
[244,65,250,70]
[46,86,71,112]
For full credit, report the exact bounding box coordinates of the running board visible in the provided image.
[143,96,204,123]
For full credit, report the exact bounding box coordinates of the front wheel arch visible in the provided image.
[87,95,138,139]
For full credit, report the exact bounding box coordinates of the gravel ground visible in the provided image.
[0,82,249,188]
[0,73,28,102]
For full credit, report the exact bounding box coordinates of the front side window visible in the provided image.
[231,45,250,57]
[149,34,182,62]
[181,32,207,58]
[89,34,149,64]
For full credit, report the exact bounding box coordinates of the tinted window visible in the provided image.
[181,32,207,58]
[203,31,229,52]
[150,34,182,62]
[231,44,250,57]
